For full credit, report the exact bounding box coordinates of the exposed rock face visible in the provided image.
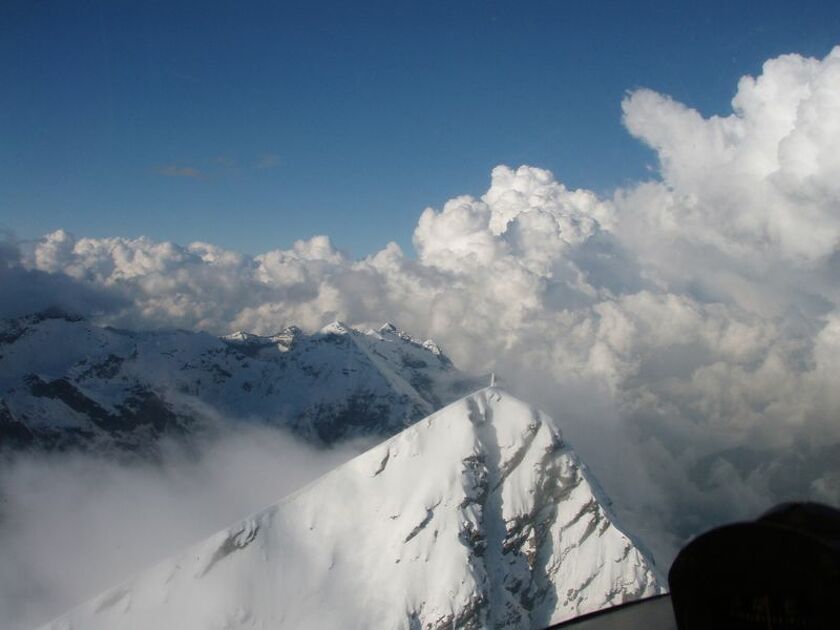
[0,312,479,453]
[42,388,663,630]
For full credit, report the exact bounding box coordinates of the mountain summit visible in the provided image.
[42,388,663,630]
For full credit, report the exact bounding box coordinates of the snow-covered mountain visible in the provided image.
[42,388,663,630]
[0,311,479,452]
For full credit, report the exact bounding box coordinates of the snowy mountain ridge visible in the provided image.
[0,311,479,452]
[41,387,663,630]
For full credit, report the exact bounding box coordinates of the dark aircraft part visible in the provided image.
[669,502,840,630]
[546,594,676,629]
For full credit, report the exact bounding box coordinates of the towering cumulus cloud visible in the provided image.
[10,46,840,563]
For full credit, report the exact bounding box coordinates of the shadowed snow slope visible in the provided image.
[42,388,663,630]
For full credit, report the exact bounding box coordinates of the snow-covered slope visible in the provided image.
[0,311,478,452]
[42,388,663,630]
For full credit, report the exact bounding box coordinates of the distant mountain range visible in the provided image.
[40,387,663,629]
[0,310,480,453]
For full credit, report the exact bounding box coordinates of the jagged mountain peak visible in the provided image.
[222,330,261,343]
[320,320,350,335]
[379,321,398,333]
[221,326,301,353]
[365,322,448,360]
[42,387,663,630]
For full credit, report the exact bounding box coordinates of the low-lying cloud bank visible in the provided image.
[4,46,840,588]
[0,429,365,630]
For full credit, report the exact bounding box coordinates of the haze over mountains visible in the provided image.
[40,388,663,630]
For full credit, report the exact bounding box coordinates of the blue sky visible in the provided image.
[2,0,839,257]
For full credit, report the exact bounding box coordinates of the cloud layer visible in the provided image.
[0,429,364,630]
[8,46,840,570]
